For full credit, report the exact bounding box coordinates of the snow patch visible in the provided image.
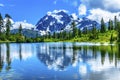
[53,10,68,14]
[71,13,78,20]
[45,17,48,20]
[50,22,54,26]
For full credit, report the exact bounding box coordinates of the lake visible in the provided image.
[0,42,120,80]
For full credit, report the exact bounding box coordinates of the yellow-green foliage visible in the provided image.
[44,30,118,43]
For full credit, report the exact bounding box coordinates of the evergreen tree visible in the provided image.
[63,30,67,40]
[117,22,120,42]
[19,24,22,36]
[83,27,88,34]
[110,33,113,43]
[0,13,3,33]
[74,28,78,38]
[5,18,11,37]
[108,19,114,30]
[90,24,98,39]
[114,16,118,30]
[53,32,56,39]
[100,18,106,33]
[5,14,11,19]
[71,21,76,38]
[111,20,114,30]
[78,29,82,37]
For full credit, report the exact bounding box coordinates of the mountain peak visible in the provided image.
[36,10,98,35]
[36,10,71,34]
[47,10,68,16]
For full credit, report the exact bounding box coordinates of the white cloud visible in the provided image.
[4,18,14,24]
[81,0,120,12]
[12,20,35,30]
[0,3,4,7]
[103,0,120,12]
[79,0,120,23]
[78,4,87,15]
[79,64,87,75]
[87,8,120,23]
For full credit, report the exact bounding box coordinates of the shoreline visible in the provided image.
[0,40,117,45]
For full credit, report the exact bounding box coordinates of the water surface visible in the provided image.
[0,42,120,80]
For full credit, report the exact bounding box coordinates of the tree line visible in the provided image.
[0,13,120,43]
[42,15,120,43]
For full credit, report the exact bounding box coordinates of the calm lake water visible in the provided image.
[0,42,120,80]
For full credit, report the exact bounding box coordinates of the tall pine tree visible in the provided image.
[19,24,22,36]
[117,22,120,42]
[0,13,3,33]
[114,16,118,30]
[5,18,11,37]
[71,21,76,38]
[108,19,114,30]
[100,18,106,33]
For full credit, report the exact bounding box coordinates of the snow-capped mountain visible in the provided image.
[36,10,98,35]
[77,17,98,30]
[36,10,71,34]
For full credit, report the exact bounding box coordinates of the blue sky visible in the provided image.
[0,0,81,24]
[1,0,120,25]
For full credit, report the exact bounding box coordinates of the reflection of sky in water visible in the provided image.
[0,42,120,80]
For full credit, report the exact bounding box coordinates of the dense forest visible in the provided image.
[0,13,120,43]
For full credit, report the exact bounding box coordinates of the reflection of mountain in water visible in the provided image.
[37,43,95,71]
[37,43,120,72]
[0,42,120,75]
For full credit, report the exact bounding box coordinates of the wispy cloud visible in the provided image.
[53,0,57,4]
[53,0,80,7]
[0,3,4,7]
[78,4,87,15]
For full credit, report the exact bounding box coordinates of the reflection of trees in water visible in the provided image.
[91,46,97,59]
[37,43,71,70]
[37,43,120,71]
[100,48,106,65]
[115,44,120,67]
[6,43,11,71]
[117,44,120,59]
[0,44,4,72]
[108,45,114,63]
[37,43,93,71]
[19,44,22,61]
[0,43,23,72]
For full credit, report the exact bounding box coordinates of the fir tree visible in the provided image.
[71,21,76,38]
[78,29,82,37]
[100,18,106,33]
[19,24,22,36]
[110,33,113,43]
[108,19,114,30]
[114,16,118,30]
[5,14,11,19]
[90,24,98,39]
[117,22,120,42]
[0,13,3,33]
[6,18,11,37]
[83,27,88,34]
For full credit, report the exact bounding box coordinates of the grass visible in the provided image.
[44,30,118,43]
[0,30,118,43]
